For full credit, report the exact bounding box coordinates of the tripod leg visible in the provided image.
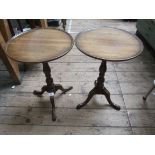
[55,84,73,94]
[33,85,47,96]
[143,85,155,101]
[76,88,95,110]
[102,87,120,110]
[50,96,56,121]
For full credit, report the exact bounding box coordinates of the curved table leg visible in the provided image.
[33,85,47,96]
[102,87,120,110]
[55,84,73,94]
[76,88,95,109]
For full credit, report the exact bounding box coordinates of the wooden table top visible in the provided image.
[75,27,143,61]
[5,28,74,63]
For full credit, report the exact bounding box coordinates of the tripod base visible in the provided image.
[33,85,73,121]
[33,62,73,121]
[76,86,120,110]
[76,60,120,111]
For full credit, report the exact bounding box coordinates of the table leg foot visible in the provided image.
[109,103,121,110]
[143,96,146,101]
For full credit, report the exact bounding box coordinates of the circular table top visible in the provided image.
[75,27,143,61]
[6,28,74,63]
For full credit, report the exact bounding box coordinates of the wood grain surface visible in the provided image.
[6,28,73,63]
[0,20,155,135]
[75,27,143,61]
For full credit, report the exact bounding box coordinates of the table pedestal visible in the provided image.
[33,62,73,121]
[76,60,120,110]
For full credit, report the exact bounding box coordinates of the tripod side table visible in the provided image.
[75,27,144,110]
[5,28,74,121]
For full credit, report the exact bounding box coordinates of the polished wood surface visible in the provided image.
[6,28,73,63]
[75,27,143,61]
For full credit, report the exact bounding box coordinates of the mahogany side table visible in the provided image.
[5,28,74,121]
[75,27,143,110]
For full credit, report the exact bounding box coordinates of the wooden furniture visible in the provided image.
[75,27,143,110]
[0,19,20,84]
[0,20,12,41]
[40,19,48,28]
[5,28,74,121]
